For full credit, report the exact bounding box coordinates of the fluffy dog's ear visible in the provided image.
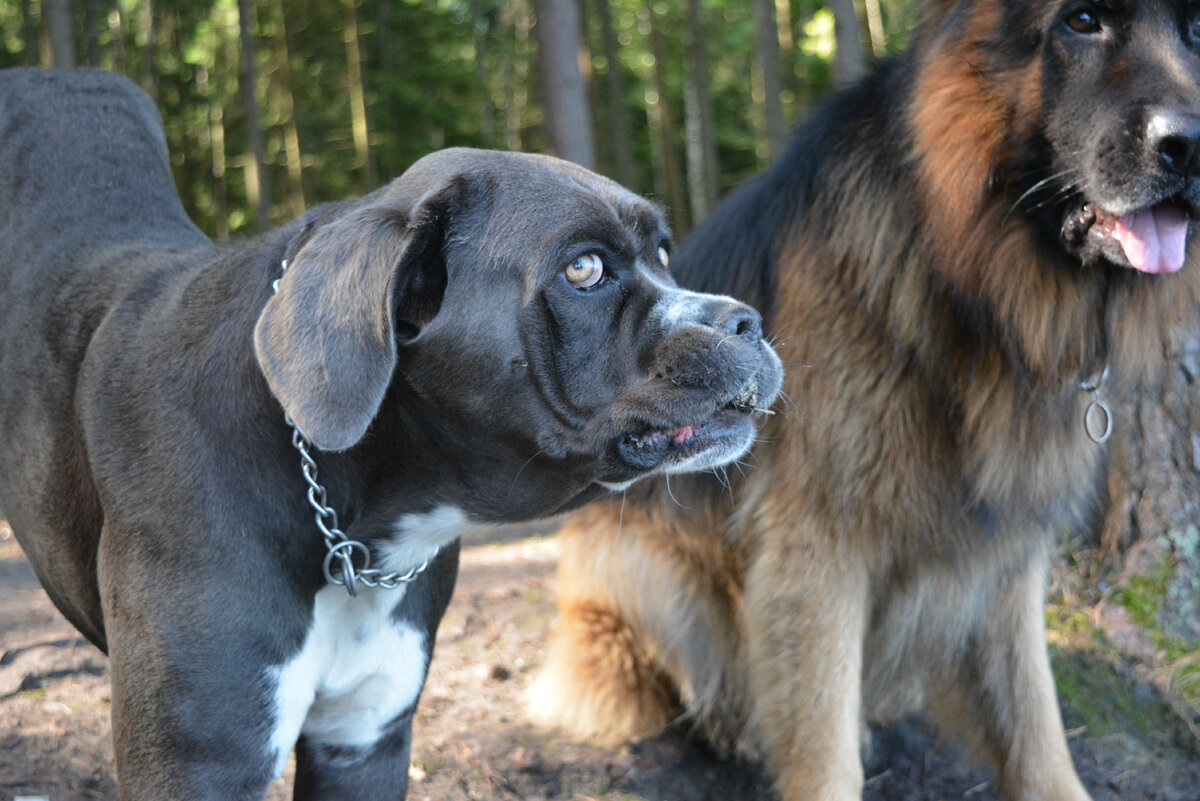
[254,185,456,451]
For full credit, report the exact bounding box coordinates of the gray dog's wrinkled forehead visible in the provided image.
[393,148,667,251]
[361,147,672,285]
[403,147,635,202]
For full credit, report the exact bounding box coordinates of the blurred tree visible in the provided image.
[19,0,39,65]
[642,0,687,234]
[82,0,100,66]
[0,0,891,239]
[343,0,374,189]
[683,0,717,220]
[829,0,864,85]
[753,0,786,163]
[533,0,595,167]
[592,0,634,186]
[237,0,269,231]
[43,0,74,68]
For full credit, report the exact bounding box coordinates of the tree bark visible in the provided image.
[237,0,271,232]
[683,0,719,221]
[532,0,596,169]
[109,4,128,75]
[20,0,40,66]
[644,1,687,235]
[753,0,787,165]
[82,0,100,66]
[1101,335,1200,643]
[776,0,800,121]
[501,0,532,152]
[828,0,865,87]
[595,0,635,187]
[44,0,77,69]
[472,0,498,148]
[140,0,158,102]
[863,0,886,58]
[343,0,375,189]
[272,0,306,217]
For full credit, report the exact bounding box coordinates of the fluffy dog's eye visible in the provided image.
[565,253,605,289]
[1065,7,1101,33]
[657,246,670,268]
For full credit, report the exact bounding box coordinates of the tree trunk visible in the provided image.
[501,0,531,152]
[109,5,128,75]
[343,0,374,189]
[20,0,40,66]
[237,0,271,232]
[44,0,76,69]
[776,0,800,122]
[472,0,498,148]
[1101,335,1200,643]
[752,0,787,165]
[644,1,687,235]
[272,1,306,217]
[595,0,635,187]
[82,0,100,67]
[828,0,865,86]
[683,0,719,221]
[209,85,230,241]
[532,0,596,169]
[140,0,158,102]
[863,0,886,58]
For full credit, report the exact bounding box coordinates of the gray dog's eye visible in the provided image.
[565,253,605,289]
[658,246,669,268]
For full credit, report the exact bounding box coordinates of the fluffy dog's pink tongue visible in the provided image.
[1112,204,1189,274]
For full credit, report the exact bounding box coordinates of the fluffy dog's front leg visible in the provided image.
[531,501,747,749]
[950,549,1093,801]
[744,518,869,801]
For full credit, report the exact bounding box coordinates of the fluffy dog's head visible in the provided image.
[913,0,1200,275]
[254,148,783,521]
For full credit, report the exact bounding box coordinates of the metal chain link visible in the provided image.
[272,258,431,597]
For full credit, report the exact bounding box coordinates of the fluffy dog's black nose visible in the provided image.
[706,301,763,340]
[1148,110,1200,176]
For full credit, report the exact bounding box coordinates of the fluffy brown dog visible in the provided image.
[531,1,1200,798]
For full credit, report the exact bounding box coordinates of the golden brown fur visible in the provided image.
[530,1,1200,798]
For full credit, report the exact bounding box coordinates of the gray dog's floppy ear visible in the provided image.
[254,186,456,451]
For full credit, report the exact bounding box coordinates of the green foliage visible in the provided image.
[0,0,885,236]
[1112,559,1173,629]
[1052,649,1182,738]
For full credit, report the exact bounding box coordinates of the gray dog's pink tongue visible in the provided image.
[1112,204,1189,274]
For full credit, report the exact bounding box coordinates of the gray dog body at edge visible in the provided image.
[0,69,782,800]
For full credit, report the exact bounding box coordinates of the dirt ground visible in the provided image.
[2,525,1197,801]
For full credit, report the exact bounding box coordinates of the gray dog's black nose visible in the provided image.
[706,301,763,340]
[1148,110,1200,176]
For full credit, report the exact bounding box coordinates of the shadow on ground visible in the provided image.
[1,528,1196,801]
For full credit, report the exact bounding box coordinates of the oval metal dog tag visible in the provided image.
[1085,399,1113,444]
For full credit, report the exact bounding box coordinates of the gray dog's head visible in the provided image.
[255,148,782,521]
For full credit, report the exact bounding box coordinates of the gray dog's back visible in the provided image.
[0,69,209,269]
[0,70,217,643]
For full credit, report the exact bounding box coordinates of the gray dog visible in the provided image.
[0,69,782,800]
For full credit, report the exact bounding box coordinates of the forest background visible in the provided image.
[0,0,896,239]
[1,0,1198,753]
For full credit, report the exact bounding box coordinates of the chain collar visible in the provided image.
[1079,364,1113,444]
[272,258,432,597]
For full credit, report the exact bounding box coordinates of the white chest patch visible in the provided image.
[266,505,474,776]
[376,505,473,575]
